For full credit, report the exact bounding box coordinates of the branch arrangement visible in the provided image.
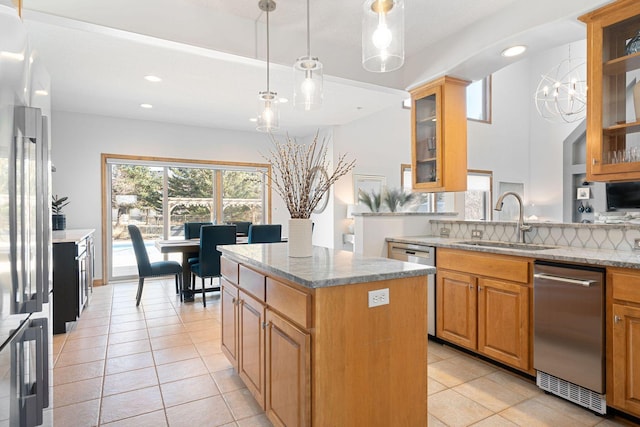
[263,132,356,219]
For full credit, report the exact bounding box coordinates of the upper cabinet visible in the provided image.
[410,76,469,192]
[580,0,640,182]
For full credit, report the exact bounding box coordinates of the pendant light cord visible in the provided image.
[266,7,270,92]
[306,0,311,56]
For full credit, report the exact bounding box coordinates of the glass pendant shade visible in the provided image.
[362,0,404,72]
[294,56,323,111]
[257,91,279,132]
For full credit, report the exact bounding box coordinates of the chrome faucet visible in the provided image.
[494,191,531,243]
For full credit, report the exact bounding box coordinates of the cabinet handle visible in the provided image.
[477,286,483,291]
[614,315,621,324]
[592,158,598,165]
[231,297,236,304]
[262,322,268,329]
[468,285,474,290]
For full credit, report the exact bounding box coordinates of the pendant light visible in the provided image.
[293,0,323,111]
[257,0,279,132]
[362,0,404,73]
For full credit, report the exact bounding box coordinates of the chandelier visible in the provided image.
[534,54,586,124]
[293,0,323,111]
[256,0,279,132]
[362,0,404,73]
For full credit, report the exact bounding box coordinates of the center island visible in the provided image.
[217,242,434,427]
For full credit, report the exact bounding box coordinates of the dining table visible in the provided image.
[154,236,249,300]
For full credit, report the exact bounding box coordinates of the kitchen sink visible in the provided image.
[456,240,558,251]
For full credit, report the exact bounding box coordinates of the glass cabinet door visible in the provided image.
[414,92,439,186]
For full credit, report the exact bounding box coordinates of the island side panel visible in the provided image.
[312,275,428,426]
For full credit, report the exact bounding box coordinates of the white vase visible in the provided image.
[634,82,640,121]
[288,218,313,257]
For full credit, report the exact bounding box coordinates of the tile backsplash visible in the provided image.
[429,220,640,251]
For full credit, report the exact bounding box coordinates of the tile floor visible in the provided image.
[50,278,634,427]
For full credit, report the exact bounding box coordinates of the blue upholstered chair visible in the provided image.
[227,221,251,237]
[128,225,183,306]
[190,225,236,306]
[247,224,282,244]
[184,222,213,267]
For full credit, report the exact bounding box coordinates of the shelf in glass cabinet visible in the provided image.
[416,115,437,124]
[416,157,436,163]
[603,51,640,75]
[603,120,640,136]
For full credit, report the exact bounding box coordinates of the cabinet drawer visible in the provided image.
[438,248,530,284]
[239,265,266,301]
[221,257,239,284]
[610,270,640,305]
[266,278,311,329]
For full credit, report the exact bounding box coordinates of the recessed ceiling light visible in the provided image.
[249,117,258,122]
[279,97,289,104]
[144,75,162,83]
[34,89,48,96]
[501,45,527,57]
[140,103,153,109]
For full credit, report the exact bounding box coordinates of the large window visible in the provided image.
[467,76,492,123]
[465,170,493,220]
[103,155,270,282]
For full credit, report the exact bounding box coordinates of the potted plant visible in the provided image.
[52,195,69,230]
[263,132,355,257]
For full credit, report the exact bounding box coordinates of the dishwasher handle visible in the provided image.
[533,273,595,287]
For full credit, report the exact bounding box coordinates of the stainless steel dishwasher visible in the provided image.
[388,242,435,336]
[533,261,606,414]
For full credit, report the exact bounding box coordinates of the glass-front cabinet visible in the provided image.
[410,76,469,192]
[580,0,640,182]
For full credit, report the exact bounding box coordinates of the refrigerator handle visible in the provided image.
[36,115,50,304]
[12,318,48,427]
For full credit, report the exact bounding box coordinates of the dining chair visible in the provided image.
[128,224,183,306]
[190,225,237,306]
[247,224,282,243]
[227,221,251,237]
[184,222,214,267]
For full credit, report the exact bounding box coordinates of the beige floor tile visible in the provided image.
[203,351,233,373]
[183,319,215,332]
[236,414,274,427]
[428,342,464,359]
[144,308,177,320]
[453,376,530,413]
[500,398,592,427]
[427,356,490,388]
[54,360,105,385]
[428,376,448,396]
[428,389,494,427]
[165,395,235,427]
[108,328,149,345]
[145,315,182,328]
[105,351,155,375]
[103,366,159,396]
[212,368,247,393]
[428,413,449,427]
[223,388,264,420]
[471,414,519,426]
[147,323,188,338]
[78,309,111,321]
[483,370,542,399]
[532,394,604,426]
[110,306,143,316]
[150,332,193,350]
[153,343,200,365]
[52,398,100,427]
[55,345,107,368]
[67,324,110,339]
[156,357,210,384]
[109,319,147,334]
[100,386,165,424]
[189,328,221,343]
[74,316,110,330]
[160,373,220,407]
[111,312,146,324]
[107,338,151,358]
[194,339,222,357]
[60,334,108,352]
[52,377,102,407]
[100,409,168,427]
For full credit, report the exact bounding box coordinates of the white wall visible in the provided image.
[332,105,412,249]
[51,111,290,280]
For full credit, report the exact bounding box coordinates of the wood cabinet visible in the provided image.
[410,75,469,192]
[436,248,532,372]
[607,268,640,417]
[52,231,94,334]
[220,255,428,427]
[579,0,640,182]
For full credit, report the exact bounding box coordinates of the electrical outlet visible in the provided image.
[368,288,389,308]
[440,228,450,238]
[471,230,483,239]
[634,238,640,251]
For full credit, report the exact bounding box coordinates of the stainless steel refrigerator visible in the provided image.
[0,3,53,426]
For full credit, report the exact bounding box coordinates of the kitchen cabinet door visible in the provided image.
[436,270,477,349]
[611,303,640,416]
[238,290,266,409]
[265,309,311,427]
[220,279,238,369]
[477,277,529,370]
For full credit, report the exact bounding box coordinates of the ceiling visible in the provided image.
[20,0,613,136]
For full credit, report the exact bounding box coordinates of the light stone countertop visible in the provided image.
[218,242,435,289]
[386,236,640,269]
[52,229,95,244]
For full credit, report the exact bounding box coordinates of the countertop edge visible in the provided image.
[386,236,640,269]
[219,244,435,289]
[52,228,95,244]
